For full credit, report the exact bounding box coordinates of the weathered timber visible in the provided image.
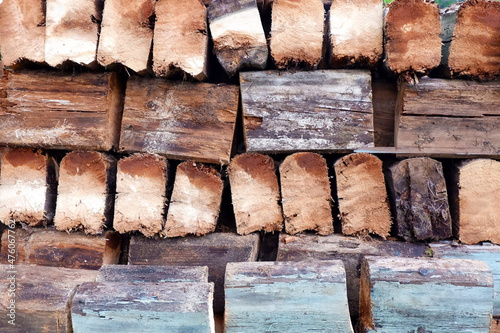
[359,256,493,332]
[328,0,383,67]
[96,264,209,283]
[114,153,168,237]
[387,158,451,241]
[270,0,324,69]
[240,70,374,153]
[227,153,283,235]
[164,162,223,237]
[395,78,500,155]
[45,0,102,68]
[493,319,500,333]
[277,233,427,319]
[430,241,500,318]
[0,0,45,66]
[1,227,121,269]
[208,0,268,76]
[371,78,397,147]
[54,151,117,235]
[448,0,500,80]
[120,77,238,164]
[128,232,260,313]
[225,261,354,333]
[279,152,333,235]
[450,159,500,245]
[97,0,155,73]
[0,71,125,151]
[71,282,215,333]
[0,149,57,226]
[153,0,208,80]
[0,264,98,333]
[384,0,442,76]
[334,153,392,238]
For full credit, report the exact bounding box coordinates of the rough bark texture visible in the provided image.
[208,0,268,76]
[54,151,116,235]
[96,264,209,283]
[448,0,500,80]
[270,0,325,69]
[164,162,223,237]
[279,153,333,235]
[114,153,168,237]
[334,153,392,238]
[228,153,283,235]
[153,0,208,80]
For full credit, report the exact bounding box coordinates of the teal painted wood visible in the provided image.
[96,264,209,283]
[225,260,354,333]
[430,241,500,317]
[71,282,215,333]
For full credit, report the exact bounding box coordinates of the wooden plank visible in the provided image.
[120,77,238,164]
[227,153,283,235]
[280,152,333,235]
[164,161,223,237]
[45,0,102,68]
[277,233,427,319]
[0,0,45,66]
[270,0,324,69]
[54,151,117,235]
[384,0,442,75]
[153,0,208,80]
[359,256,493,332]
[114,153,168,237]
[208,0,268,77]
[225,261,354,332]
[128,232,260,313]
[0,149,57,226]
[96,264,209,283]
[0,70,125,151]
[71,282,215,333]
[371,78,397,147]
[240,70,374,153]
[387,157,452,241]
[0,264,98,332]
[334,153,392,238]
[97,0,155,73]
[448,0,500,80]
[327,0,383,67]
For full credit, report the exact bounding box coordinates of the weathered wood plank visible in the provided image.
[54,151,117,234]
[0,71,125,151]
[277,233,427,319]
[71,282,215,333]
[359,256,493,333]
[0,149,57,226]
[120,77,238,164]
[208,0,268,76]
[280,152,333,235]
[240,70,374,153]
[96,264,209,283]
[334,153,392,238]
[225,261,354,332]
[114,153,168,237]
[371,78,397,147]
[228,153,283,235]
[128,232,260,313]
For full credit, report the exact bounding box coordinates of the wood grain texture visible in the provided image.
[228,153,283,235]
[240,70,374,153]
[128,232,260,313]
[208,0,268,76]
[371,78,397,147]
[120,77,238,164]
[225,261,354,332]
[359,256,493,333]
[0,71,125,151]
[0,0,45,66]
[71,282,215,333]
[335,153,392,238]
[153,0,208,80]
[96,264,209,283]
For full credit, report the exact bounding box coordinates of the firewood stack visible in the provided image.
[0,0,500,331]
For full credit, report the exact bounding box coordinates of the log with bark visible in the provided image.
[96,264,209,283]
[227,153,283,235]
